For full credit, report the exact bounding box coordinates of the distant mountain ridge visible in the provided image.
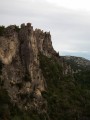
[62,56,90,71]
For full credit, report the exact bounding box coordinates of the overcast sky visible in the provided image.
[0,0,90,60]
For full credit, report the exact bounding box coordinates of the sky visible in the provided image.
[0,0,90,60]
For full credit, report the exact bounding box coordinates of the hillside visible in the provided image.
[0,23,90,120]
[63,56,90,93]
[62,56,90,71]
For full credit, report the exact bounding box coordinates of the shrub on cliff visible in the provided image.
[0,26,5,36]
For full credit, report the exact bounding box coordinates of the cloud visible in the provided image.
[46,0,90,11]
[0,0,90,60]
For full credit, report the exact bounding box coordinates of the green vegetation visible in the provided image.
[15,25,20,32]
[0,25,20,36]
[39,54,90,120]
[0,88,11,120]
[74,70,90,89]
[0,26,5,36]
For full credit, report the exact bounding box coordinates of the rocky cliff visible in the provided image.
[0,23,56,113]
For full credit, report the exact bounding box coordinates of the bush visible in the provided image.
[0,26,5,36]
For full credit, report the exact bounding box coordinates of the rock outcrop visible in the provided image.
[0,23,56,112]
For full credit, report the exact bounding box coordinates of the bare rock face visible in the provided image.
[0,23,55,112]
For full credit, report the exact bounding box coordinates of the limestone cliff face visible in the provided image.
[0,23,56,112]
